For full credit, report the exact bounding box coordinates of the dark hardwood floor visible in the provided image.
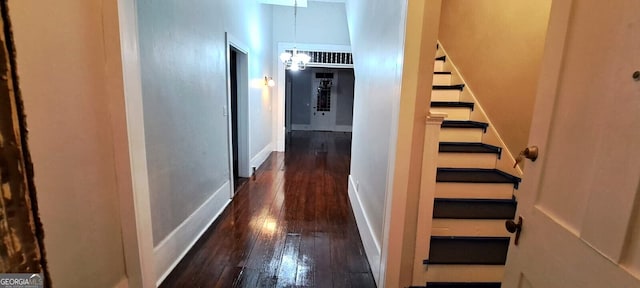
[160,131,376,288]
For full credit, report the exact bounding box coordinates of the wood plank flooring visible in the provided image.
[160,131,376,288]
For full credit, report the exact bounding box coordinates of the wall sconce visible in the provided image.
[264,76,275,87]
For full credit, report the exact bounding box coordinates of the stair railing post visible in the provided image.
[412,111,447,285]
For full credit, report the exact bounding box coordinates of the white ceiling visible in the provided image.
[257,0,345,7]
[257,0,308,7]
[311,0,346,3]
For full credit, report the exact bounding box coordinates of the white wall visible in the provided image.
[272,1,351,46]
[335,69,355,126]
[9,1,128,287]
[135,0,274,283]
[345,0,408,285]
[136,0,273,245]
[8,0,274,286]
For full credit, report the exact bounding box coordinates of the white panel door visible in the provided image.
[502,0,640,287]
[310,76,336,131]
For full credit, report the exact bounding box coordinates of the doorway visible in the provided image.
[310,73,336,131]
[284,68,355,134]
[226,34,250,196]
[230,49,244,191]
[276,44,353,151]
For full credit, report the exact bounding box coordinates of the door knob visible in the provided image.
[505,216,523,245]
[513,146,539,168]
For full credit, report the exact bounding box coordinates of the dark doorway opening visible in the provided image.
[230,48,248,191]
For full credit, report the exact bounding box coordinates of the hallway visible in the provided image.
[160,132,376,287]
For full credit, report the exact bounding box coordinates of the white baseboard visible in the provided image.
[250,143,273,172]
[291,124,312,131]
[348,175,382,285]
[113,277,128,288]
[334,125,353,132]
[154,181,232,286]
[291,124,352,132]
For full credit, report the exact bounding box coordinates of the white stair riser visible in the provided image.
[439,128,484,142]
[425,265,504,283]
[434,60,445,72]
[431,90,461,102]
[431,107,471,120]
[431,219,512,237]
[433,74,452,85]
[438,152,496,169]
[435,182,514,199]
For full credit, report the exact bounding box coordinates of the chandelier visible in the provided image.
[279,0,310,71]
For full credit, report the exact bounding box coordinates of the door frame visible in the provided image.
[0,8,49,281]
[285,79,292,133]
[115,1,156,286]
[226,32,251,197]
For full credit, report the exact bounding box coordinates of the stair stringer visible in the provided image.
[436,44,523,181]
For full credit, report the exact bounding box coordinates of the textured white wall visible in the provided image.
[345,0,408,284]
[335,69,355,126]
[346,0,406,248]
[9,0,274,285]
[9,1,127,287]
[136,0,274,245]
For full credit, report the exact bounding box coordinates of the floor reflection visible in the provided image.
[160,131,376,287]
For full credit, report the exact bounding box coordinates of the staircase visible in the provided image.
[416,50,522,287]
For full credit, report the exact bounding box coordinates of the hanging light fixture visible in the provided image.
[280,0,310,71]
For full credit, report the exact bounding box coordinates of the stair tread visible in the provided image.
[426,236,510,265]
[436,168,521,188]
[433,84,465,91]
[431,102,474,110]
[434,71,452,75]
[433,197,517,219]
[441,120,488,131]
[436,55,447,62]
[439,142,501,156]
[435,197,516,203]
